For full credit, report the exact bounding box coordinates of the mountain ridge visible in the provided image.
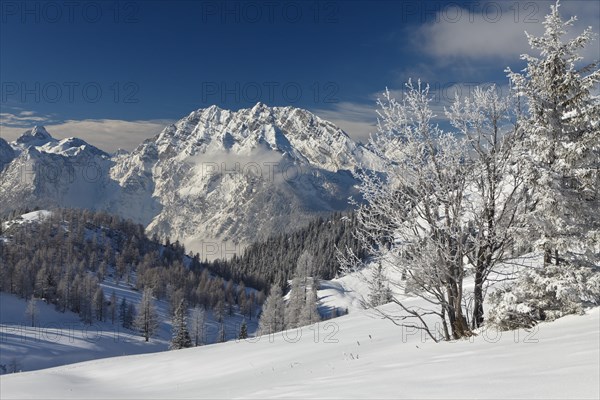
[0,104,381,257]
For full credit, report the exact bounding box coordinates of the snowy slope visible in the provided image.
[0,291,168,373]
[2,210,53,230]
[2,299,597,399]
[0,283,258,374]
[0,210,261,373]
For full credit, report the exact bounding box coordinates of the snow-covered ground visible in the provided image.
[2,296,598,399]
[2,210,53,231]
[0,280,258,374]
[2,253,597,398]
[0,291,168,373]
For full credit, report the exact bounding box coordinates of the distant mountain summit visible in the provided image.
[14,125,56,147]
[0,105,382,257]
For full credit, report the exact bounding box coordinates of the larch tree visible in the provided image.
[25,295,38,327]
[218,322,226,343]
[109,290,117,324]
[134,288,159,342]
[189,306,206,346]
[258,284,285,335]
[93,287,105,322]
[285,275,304,329]
[299,280,321,326]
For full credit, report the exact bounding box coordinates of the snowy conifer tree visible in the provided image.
[218,322,226,343]
[189,306,205,346]
[299,280,321,326]
[134,288,159,342]
[285,276,304,329]
[170,299,192,349]
[93,287,105,322]
[238,320,248,340]
[258,285,285,335]
[25,295,38,327]
[109,290,117,324]
[368,263,392,307]
[507,0,600,267]
[119,297,129,328]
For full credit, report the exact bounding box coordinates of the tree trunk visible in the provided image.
[472,272,484,329]
[441,305,451,341]
[544,247,552,267]
[451,295,470,339]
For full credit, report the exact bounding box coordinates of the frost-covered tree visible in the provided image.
[285,275,303,329]
[368,263,393,307]
[341,80,473,341]
[119,297,131,328]
[299,280,321,326]
[506,0,600,267]
[109,290,117,324]
[258,285,285,335]
[93,287,105,322]
[189,306,205,346]
[296,251,314,283]
[25,295,38,327]
[170,299,192,349]
[218,322,226,343]
[488,263,600,330]
[134,288,159,342]
[447,86,525,328]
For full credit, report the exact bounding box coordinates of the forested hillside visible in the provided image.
[0,209,265,325]
[206,212,367,290]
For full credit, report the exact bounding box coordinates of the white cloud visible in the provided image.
[0,112,56,125]
[311,102,378,143]
[0,114,174,152]
[417,0,599,64]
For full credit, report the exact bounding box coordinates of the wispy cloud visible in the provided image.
[416,1,599,64]
[0,111,173,152]
[312,102,378,143]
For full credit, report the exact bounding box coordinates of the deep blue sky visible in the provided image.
[1,0,598,150]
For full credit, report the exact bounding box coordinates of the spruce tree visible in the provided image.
[368,263,392,307]
[119,297,129,328]
[170,299,192,349]
[507,0,600,267]
[238,320,248,340]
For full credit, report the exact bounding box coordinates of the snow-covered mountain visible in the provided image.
[0,104,380,256]
[0,126,115,212]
